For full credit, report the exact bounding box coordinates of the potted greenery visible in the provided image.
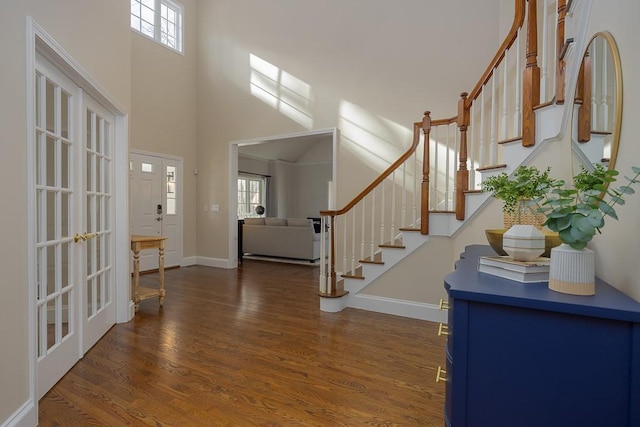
[530,164,640,295]
[482,165,555,228]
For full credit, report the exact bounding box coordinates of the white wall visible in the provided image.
[195,0,503,262]
[582,0,640,301]
[130,0,198,260]
[0,1,130,423]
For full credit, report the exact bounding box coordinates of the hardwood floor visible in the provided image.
[39,260,446,426]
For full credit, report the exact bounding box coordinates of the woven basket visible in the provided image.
[503,200,546,229]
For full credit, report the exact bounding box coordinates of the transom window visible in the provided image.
[131,0,184,54]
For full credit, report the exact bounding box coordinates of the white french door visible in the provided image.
[34,54,115,399]
[129,152,183,271]
[82,96,116,352]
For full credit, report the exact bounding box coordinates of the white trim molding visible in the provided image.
[350,294,447,323]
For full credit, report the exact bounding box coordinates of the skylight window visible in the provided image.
[131,0,184,54]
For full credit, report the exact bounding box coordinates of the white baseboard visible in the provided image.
[1,399,36,427]
[181,256,197,267]
[350,294,447,323]
[195,256,231,269]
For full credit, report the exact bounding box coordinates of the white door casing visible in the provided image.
[28,19,130,411]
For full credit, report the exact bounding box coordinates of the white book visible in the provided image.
[478,263,549,283]
[479,255,550,273]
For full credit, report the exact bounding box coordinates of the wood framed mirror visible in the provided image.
[571,31,622,175]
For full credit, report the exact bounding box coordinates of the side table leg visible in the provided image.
[158,243,165,307]
[132,247,141,312]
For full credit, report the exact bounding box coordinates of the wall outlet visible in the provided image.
[211,204,220,212]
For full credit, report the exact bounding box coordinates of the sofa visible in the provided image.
[242,217,325,261]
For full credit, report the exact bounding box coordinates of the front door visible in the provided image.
[129,152,182,271]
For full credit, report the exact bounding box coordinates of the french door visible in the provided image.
[34,54,115,399]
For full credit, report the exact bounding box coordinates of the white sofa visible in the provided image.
[242,217,324,261]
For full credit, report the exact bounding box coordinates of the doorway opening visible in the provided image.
[228,128,338,267]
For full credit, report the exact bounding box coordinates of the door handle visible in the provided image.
[74,232,96,243]
[156,216,163,221]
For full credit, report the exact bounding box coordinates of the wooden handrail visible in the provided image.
[431,116,458,127]
[465,0,527,109]
[320,112,431,217]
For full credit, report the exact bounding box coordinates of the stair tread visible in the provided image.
[477,164,507,172]
[341,274,364,280]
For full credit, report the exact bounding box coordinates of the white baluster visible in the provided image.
[342,214,347,275]
[514,27,522,134]
[351,209,356,274]
[468,105,475,190]
[390,170,396,243]
[360,197,366,263]
[432,126,439,209]
[445,124,451,210]
[370,190,376,259]
[380,180,385,245]
[319,216,326,293]
[502,49,509,140]
[490,72,497,165]
[541,0,549,101]
[401,163,407,229]
[600,38,609,131]
[412,147,418,225]
[479,87,486,167]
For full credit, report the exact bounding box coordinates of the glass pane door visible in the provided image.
[35,55,80,399]
[83,96,115,352]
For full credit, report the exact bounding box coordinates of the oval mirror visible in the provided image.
[571,32,622,176]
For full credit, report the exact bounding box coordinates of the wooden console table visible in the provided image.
[131,235,167,312]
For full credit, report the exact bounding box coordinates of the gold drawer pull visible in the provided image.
[438,323,449,336]
[439,299,450,310]
[436,366,447,382]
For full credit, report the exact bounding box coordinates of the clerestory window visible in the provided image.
[131,0,184,54]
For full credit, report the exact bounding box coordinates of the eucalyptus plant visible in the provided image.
[531,164,640,250]
[481,165,555,214]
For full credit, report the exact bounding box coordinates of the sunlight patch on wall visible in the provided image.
[338,100,412,174]
[250,54,314,129]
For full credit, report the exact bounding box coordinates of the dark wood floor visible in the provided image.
[39,260,446,426]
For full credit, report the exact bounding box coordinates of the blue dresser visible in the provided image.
[442,245,640,427]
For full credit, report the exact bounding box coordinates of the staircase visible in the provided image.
[318,0,593,318]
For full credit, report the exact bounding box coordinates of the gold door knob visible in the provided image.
[439,299,450,310]
[436,366,447,382]
[74,232,96,242]
[438,323,449,336]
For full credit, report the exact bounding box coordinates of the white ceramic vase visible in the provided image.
[503,224,545,261]
[548,243,595,295]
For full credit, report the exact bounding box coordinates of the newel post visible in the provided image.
[420,111,431,234]
[456,93,469,221]
[522,0,540,147]
[577,50,592,142]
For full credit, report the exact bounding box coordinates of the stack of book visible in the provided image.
[478,255,550,283]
